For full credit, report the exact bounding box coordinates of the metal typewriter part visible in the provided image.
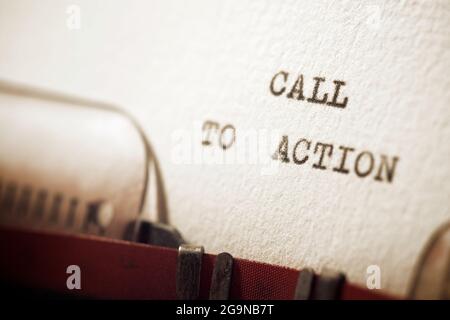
[409,222,450,300]
[0,81,184,247]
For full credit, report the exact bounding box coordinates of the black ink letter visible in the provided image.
[293,139,311,164]
[307,77,328,104]
[202,120,219,146]
[327,80,348,108]
[333,146,355,174]
[312,142,333,170]
[273,135,290,163]
[270,71,288,96]
[355,151,375,178]
[374,155,399,183]
[219,124,236,150]
[287,74,305,100]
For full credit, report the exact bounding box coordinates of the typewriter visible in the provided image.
[0,0,449,301]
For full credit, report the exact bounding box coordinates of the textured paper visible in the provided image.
[0,0,449,296]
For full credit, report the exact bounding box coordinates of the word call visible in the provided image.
[270,70,348,109]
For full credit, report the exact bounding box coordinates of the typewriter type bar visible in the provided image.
[311,269,346,300]
[209,252,233,300]
[176,244,204,300]
[294,268,315,300]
